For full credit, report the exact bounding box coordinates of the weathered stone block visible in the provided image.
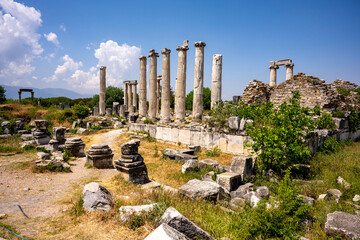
[325,211,360,239]
[216,172,242,192]
[228,116,240,130]
[82,182,114,212]
[230,156,253,180]
[181,159,198,173]
[179,179,224,201]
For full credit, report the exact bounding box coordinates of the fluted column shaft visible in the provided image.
[99,66,106,115]
[139,56,147,117]
[192,41,206,121]
[148,49,159,120]
[211,54,222,109]
[175,40,189,122]
[161,48,171,122]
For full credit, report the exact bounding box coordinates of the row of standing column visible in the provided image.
[269,63,294,87]
[123,80,138,113]
[137,41,222,122]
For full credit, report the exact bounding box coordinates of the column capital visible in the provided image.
[130,80,138,85]
[176,40,189,51]
[269,65,279,70]
[148,49,159,58]
[100,66,106,70]
[157,75,162,81]
[285,63,294,68]
[194,41,206,48]
[139,56,146,60]
[161,48,171,55]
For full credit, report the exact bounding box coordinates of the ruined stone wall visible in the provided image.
[241,80,272,104]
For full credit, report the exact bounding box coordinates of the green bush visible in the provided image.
[205,146,221,157]
[332,110,345,118]
[185,87,211,111]
[336,87,351,96]
[348,110,360,131]
[0,85,6,103]
[321,138,343,154]
[316,113,335,129]
[143,118,153,124]
[312,106,321,116]
[73,104,90,119]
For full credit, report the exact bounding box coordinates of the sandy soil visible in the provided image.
[0,129,125,238]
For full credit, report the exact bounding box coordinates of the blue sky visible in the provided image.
[0,0,359,99]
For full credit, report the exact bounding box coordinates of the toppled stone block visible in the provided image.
[175,153,197,163]
[1,121,10,127]
[86,144,114,169]
[82,182,114,212]
[325,211,360,239]
[333,118,349,130]
[119,203,159,222]
[230,183,254,199]
[325,189,342,203]
[199,159,221,170]
[35,120,49,131]
[121,139,140,155]
[230,156,253,180]
[216,172,242,192]
[189,145,201,153]
[144,223,190,240]
[178,149,195,155]
[21,134,33,141]
[256,186,270,199]
[298,195,315,206]
[181,159,199,174]
[37,152,50,160]
[65,137,86,157]
[202,171,216,182]
[160,207,214,240]
[179,179,225,202]
[163,149,179,159]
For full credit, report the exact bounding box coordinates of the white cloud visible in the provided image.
[0,0,43,79]
[32,76,37,80]
[59,24,66,32]
[44,54,82,82]
[44,32,59,45]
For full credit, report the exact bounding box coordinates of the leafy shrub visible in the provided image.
[336,87,351,96]
[332,110,345,118]
[321,137,343,154]
[73,104,90,119]
[63,149,73,162]
[205,146,221,157]
[143,118,153,124]
[348,110,360,131]
[246,93,314,175]
[312,106,321,116]
[316,113,335,129]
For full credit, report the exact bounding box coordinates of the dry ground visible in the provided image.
[0,129,236,239]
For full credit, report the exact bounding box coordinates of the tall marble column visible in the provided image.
[211,54,222,109]
[192,41,206,121]
[285,63,294,80]
[269,64,279,87]
[128,82,133,113]
[132,80,137,111]
[148,49,159,120]
[124,82,129,107]
[175,40,189,122]
[161,48,171,122]
[138,56,147,117]
[99,66,106,115]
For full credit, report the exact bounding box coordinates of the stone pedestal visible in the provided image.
[192,41,206,121]
[114,139,149,184]
[211,54,222,109]
[175,40,189,122]
[269,65,279,87]
[99,66,106,115]
[148,49,159,120]
[105,108,112,116]
[120,105,126,117]
[161,48,171,123]
[139,56,147,117]
[285,63,294,80]
[53,127,66,144]
[65,138,86,157]
[113,102,120,116]
[86,144,114,168]
[34,120,51,145]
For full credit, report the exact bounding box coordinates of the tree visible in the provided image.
[92,86,124,108]
[185,87,211,111]
[0,85,6,103]
[73,103,90,119]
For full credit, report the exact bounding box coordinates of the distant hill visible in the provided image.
[2,85,93,99]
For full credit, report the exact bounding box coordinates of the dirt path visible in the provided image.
[0,129,125,236]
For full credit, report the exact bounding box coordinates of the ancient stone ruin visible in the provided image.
[34,120,51,145]
[114,139,149,183]
[65,137,86,157]
[86,144,114,168]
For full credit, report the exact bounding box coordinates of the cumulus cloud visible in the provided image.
[44,32,59,45]
[44,54,82,82]
[0,0,43,79]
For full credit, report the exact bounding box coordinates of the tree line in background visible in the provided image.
[0,85,212,111]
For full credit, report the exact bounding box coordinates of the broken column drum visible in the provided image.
[49,127,67,151]
[192,41,206,121]
[86,144,114,168]
[65,137,86,157]
[148,49,159,120]
[99,66,106,116]
[34,120,51,145]
[139,56,147,117]
[161,48,171,122]
[211,54,222,109]
[114,139,149,184]
[175,40,189,122]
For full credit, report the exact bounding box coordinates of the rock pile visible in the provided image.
[86,144,114,168]
[65,137,86,157]
[34,120,51,145]
[35,152,70,170]
[114,139,149,184]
